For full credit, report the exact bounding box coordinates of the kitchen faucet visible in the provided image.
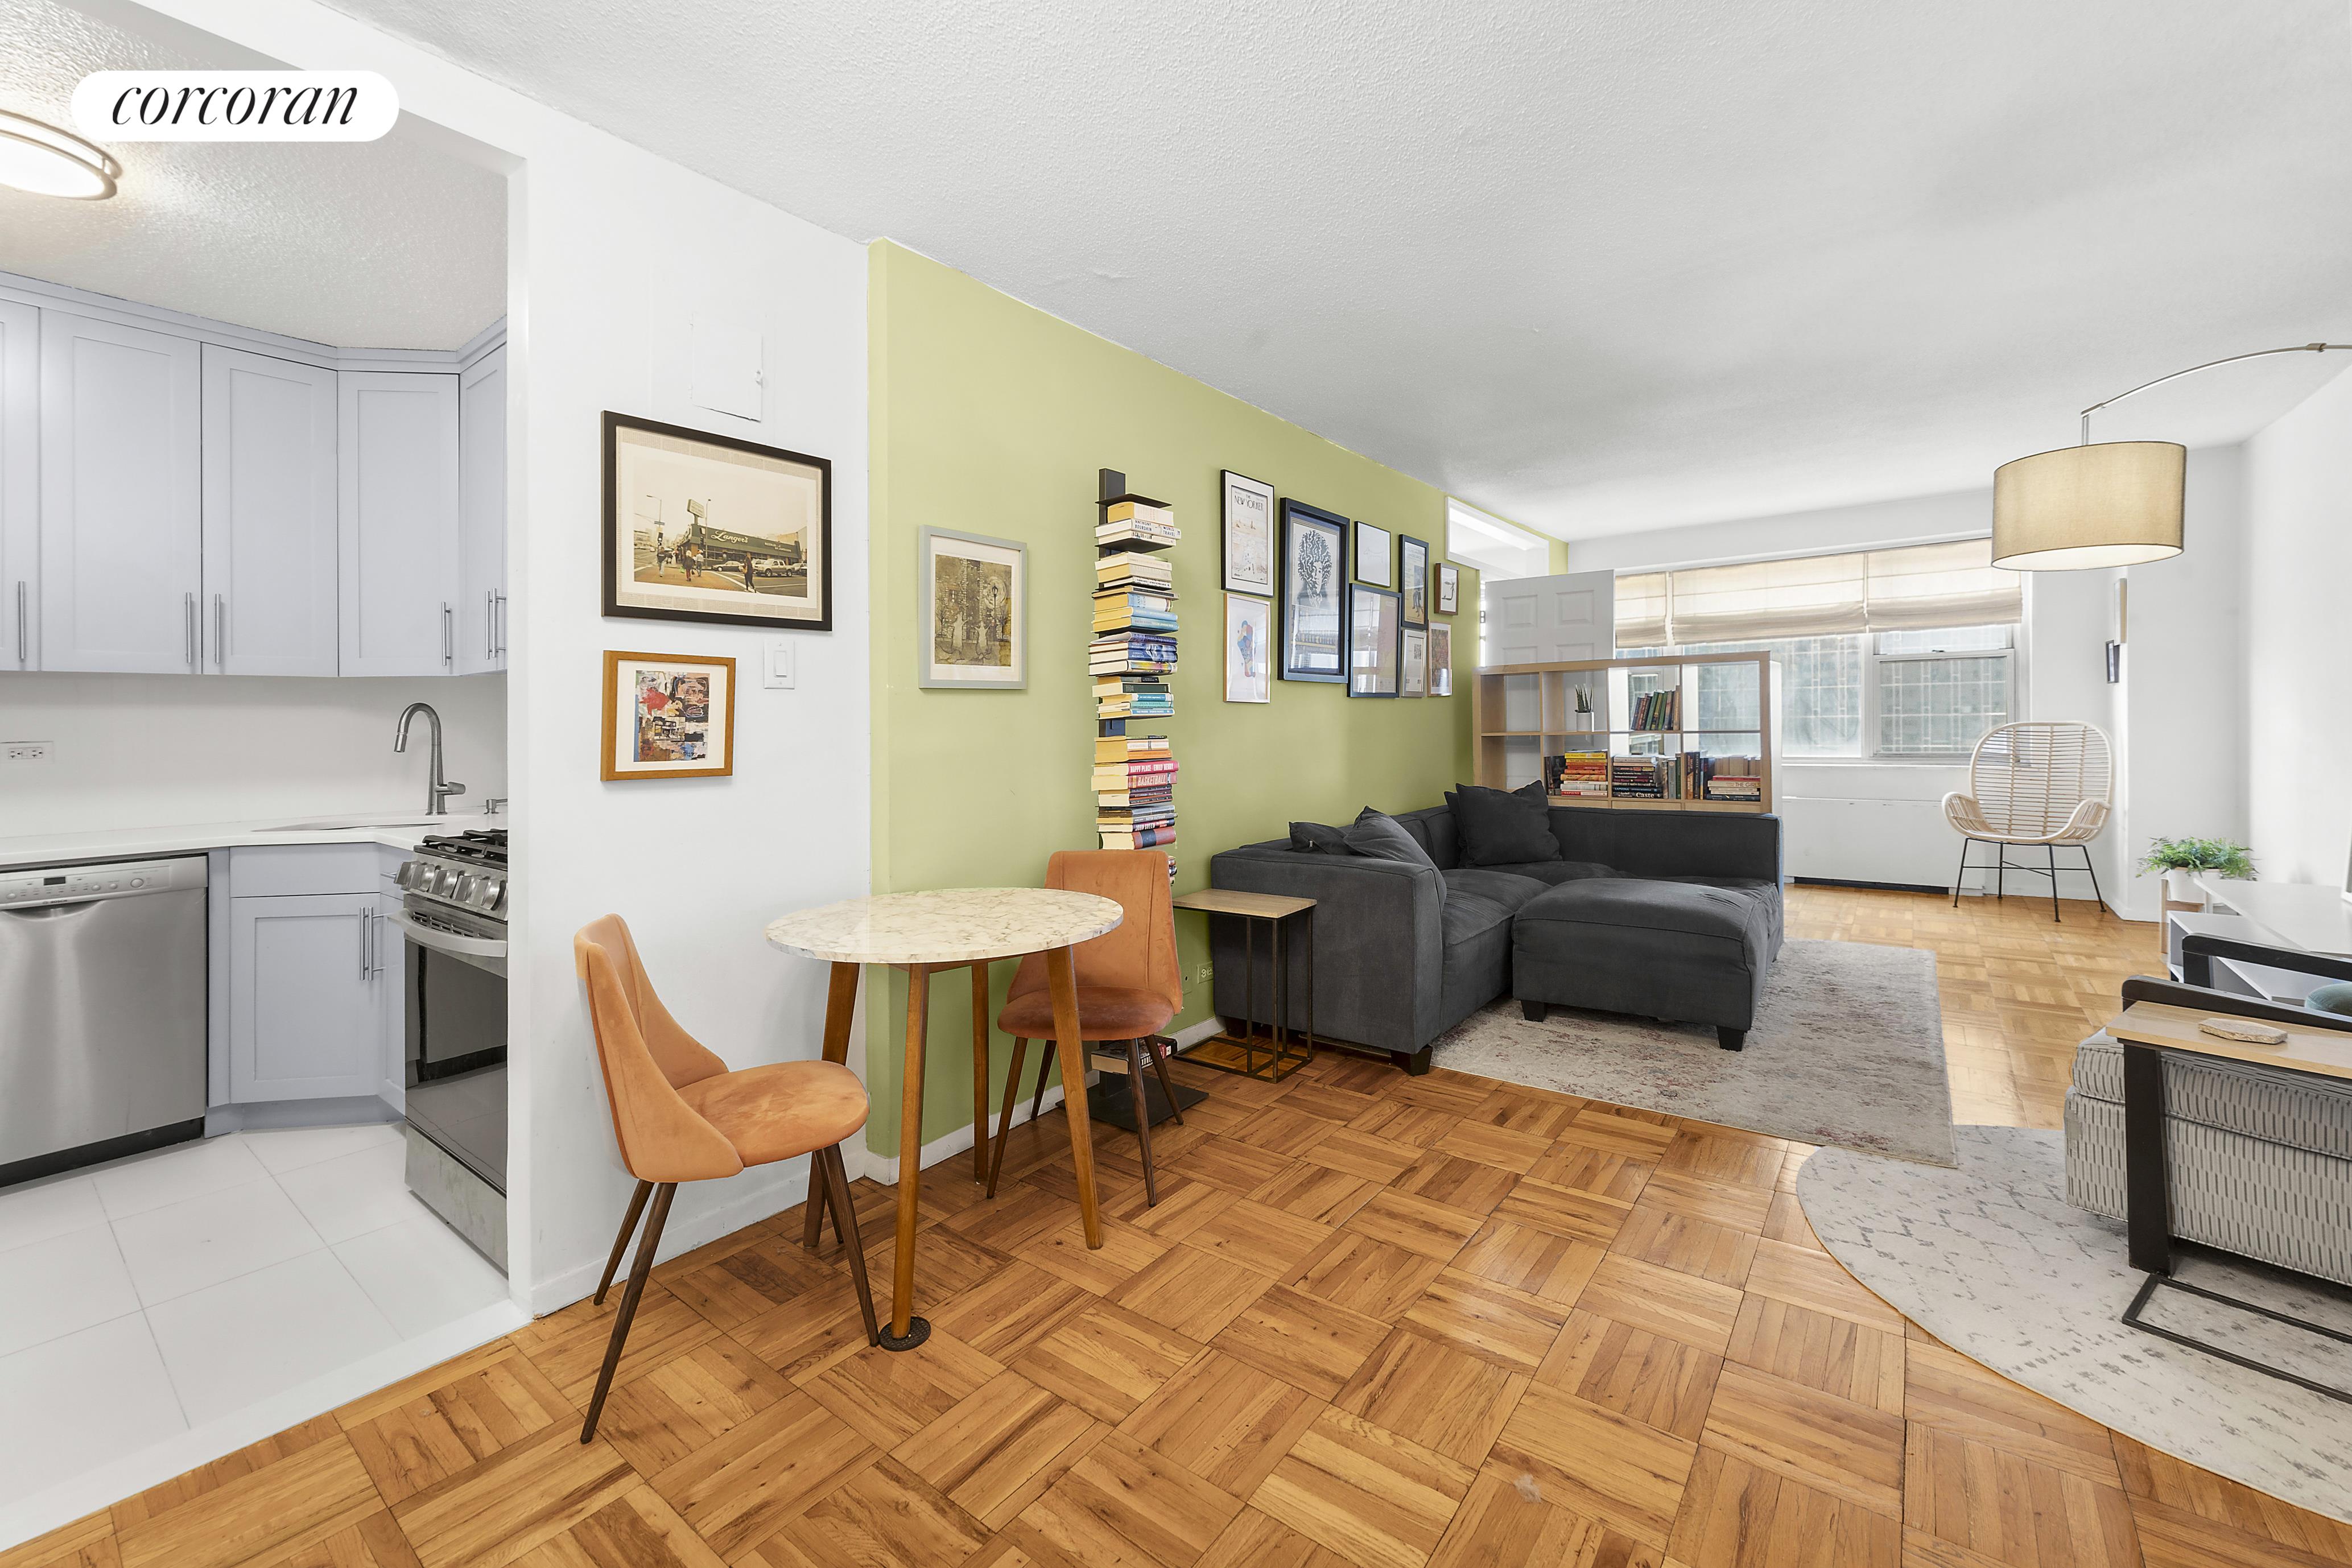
[394,702,468,815]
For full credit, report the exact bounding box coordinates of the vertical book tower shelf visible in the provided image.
[1472,652,1781,812]
[1091,468,1181,875]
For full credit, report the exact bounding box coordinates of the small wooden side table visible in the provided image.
[1173,888,1315,1082]
[2103,1000,2352,1402]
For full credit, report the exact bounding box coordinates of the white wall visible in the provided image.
[147,0,874,1314]
[0,672,504,833]
[2242,366,2352,889]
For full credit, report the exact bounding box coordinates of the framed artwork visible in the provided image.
[601,651,735,781]
[1354,520,1393,587]
[1429,624,1453,695]
[1400,535,1429,626]
[1220,471,1276,596]
[1401,627,1428,697]
[603,412,832,630]
[1224,594,1272,703]
[1436,562,1459,616]
[1346,583,1401,698]
[1279,499,1348,683]
[918,526,1026,690]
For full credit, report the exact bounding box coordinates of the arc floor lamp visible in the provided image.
[1992,343,2350,570]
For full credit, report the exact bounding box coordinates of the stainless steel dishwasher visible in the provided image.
[0,856,209,1187]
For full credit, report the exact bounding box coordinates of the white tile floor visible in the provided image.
[0,1123,510,1510]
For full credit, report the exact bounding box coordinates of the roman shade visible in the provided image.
[1616,539,2021,648]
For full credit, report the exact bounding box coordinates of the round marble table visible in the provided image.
[766,888,1123,1349]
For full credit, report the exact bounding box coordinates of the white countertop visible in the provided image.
[0,812,508,870]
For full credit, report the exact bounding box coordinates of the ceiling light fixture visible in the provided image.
[0,109,120,199]
[1992,343,2349,570]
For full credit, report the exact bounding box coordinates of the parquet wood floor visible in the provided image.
[14,889,2345,1568]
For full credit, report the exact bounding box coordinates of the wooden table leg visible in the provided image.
[1046,944,1102,1249]
[882,963,934,1348]
[803,960,863,1251]
[971,962,992,1185]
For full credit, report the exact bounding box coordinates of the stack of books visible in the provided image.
[1094,473,1182,873]
[1542,752,1611,798]
[1610,756,1669,798]
[1629,687,1682,731]
[1703,754,1763,802]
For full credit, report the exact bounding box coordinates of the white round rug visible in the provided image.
[1797,1125,2352,1524]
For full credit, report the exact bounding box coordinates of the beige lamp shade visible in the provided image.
[1991,440,2185,570]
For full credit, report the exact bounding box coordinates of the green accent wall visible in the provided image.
[864,240,1479,1154]
[1549,538,1573,573]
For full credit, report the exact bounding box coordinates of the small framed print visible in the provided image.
[1354,520,1393,587]
[1436,563,1459,616]
[1401,626,1428,698]
[1346,582,1401,698]
[1280,499,1348,683]
[1224,593,1272,703]
[1220,471,1276,596]
[1429,623,1454,696]
[1400,535,1429,626]
[603,651,736,781]
[603,412,832,630]
[919,526,1027,690]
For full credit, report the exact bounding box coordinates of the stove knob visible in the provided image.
[432,866,458,897]
[456,873,482,904]
[481,877,506,913]
[395,862,418,890]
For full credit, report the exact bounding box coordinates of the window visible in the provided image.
[1873,626,2013,757]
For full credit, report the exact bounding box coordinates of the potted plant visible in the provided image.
[2139,836,2256,907]
[1573,686,1593,729]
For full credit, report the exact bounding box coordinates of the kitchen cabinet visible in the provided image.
[1,299,35,670]
[36,311,203,674]
[454,346,506,675]
[201,346,339,676]
[226,891,384,1101]
[339,370,461,677]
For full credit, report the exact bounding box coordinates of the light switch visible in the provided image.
[764,638,797,689]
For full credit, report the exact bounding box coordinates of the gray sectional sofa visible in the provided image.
[1208,802,1784,1074]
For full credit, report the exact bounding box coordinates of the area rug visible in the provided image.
[1798,1126,2352,1524]
[1429,939,1955,1165]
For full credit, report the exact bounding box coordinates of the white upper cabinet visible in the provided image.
[201,346,339,676]
[454,346,506,675]
[38,311,203,674]
[0,300,35,671]
[339,371,460,677]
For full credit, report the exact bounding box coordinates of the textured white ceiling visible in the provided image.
[1,0,502,350]
[312,0,2351,533]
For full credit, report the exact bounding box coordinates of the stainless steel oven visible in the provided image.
[392,829,507,1269]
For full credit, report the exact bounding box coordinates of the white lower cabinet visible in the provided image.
[226,891,384,1102]
[378,889,406,1111]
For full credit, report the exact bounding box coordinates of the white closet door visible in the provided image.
[338,370,460,676]
[201,346,339,676]
[38,311,204,674]
[453,346,506,675]
[1480,570,1617,666]
[0,300,35,670]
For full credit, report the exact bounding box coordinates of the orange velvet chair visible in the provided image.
[574,914,875,1442]
[985,850,1187,1203]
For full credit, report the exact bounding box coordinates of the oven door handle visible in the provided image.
[390,908,508,976]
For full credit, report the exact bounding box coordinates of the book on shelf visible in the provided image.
[1100,826,1178,849]
[1629,687,1682,732]
[1096,523,1181,549]
[1097,702,1173,719]
[1092,762,1178,786]
[1094,735,1171,763]
[1103,500,1175,527]
[1094,612,1179,634]
[1096,552,1174,583]
[1094,675,1171,694]
[1095,790,1172,808]
[1094,588,1177,609]
[1542,750,1610,797]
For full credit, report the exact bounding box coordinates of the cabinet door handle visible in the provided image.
[14,581,24,667]
[485,589,494,659]
[214,593,226,670]
[494,592,506,658]
[360,910,371,977]
[184,592,196,671]
[441,603,453,669]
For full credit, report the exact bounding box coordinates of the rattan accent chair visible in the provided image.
[1942,720,2114,921]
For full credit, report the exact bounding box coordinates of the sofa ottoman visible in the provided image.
[1511,876,1779,1050]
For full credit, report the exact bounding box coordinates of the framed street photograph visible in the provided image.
[1280,498,1348,683]
[1224,593,1272,703]
[1436,563,1460,616]
[1220,471,1277,596]
[1354,520,1393,587]
[1429,623,1454,696]
[1346,582,1401,698]
[918,526,1026,690]
[603,412,832,630]
[601,651,736,781]
[1400,534,1429,626]
[1401,627,1428,697]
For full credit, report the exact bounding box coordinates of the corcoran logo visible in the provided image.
[70,71,398,142]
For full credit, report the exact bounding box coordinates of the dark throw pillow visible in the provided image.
[1446,780,1562,867]
[1343,808,1438,870]
[1288,821,1351,854]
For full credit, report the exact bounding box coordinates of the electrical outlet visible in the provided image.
[2,741,50,764]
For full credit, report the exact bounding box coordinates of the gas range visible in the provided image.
[395,828,508,923]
